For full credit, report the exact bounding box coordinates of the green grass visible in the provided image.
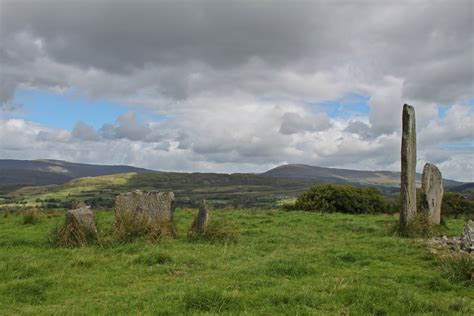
[0,209,472,315]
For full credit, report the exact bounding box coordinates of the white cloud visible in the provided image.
[0,0,472,181]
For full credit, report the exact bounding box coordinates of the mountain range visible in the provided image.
[0,159,466,189]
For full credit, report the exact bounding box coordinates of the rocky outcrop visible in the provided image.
[421,163,443,225]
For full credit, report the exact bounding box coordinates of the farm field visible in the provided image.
[0,209,472,315]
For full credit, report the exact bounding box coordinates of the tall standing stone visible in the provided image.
[421,163,443,225]
[400,104,417,230]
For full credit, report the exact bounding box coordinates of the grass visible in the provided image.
[0,209,472,314]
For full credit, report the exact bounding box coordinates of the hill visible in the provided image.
[262,164,463,187]
[0,159,157,187]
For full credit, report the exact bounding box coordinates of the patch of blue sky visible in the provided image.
[437,105,450,119]
[306,93,371,119]
[439,140,474,151]
[13,89,166,130]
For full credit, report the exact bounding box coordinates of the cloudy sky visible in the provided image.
[0,0,473,181]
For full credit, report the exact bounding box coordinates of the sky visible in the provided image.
[0,0,473,181]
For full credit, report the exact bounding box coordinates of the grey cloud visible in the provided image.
[279,112,331,135]
[344,121,376,140]
[72,121,100,141]
[100,112,154,141]
[2,0,471,105]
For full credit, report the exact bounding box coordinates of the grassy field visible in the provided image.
[0,209,472,315]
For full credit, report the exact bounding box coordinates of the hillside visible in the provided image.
[4,172,318,209]
[262,164,463,187]
[0,159,157,187]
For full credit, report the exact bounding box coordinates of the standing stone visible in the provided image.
[66,207,97,236]
[421,163,444,225]
[400,104,417,230]
[189,199,210,236]
[54,207,98,247]
[114,190,176,235]
[461,220,474,252]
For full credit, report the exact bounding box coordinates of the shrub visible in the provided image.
[187,217,239,243]
[441,192,474,218]
[439,255,474,286]
[293,184,388,214]
[22,208,41,225]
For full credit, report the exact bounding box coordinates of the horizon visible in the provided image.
[0,158,469,183]
[1,1,473,182]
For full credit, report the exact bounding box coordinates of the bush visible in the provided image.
[293,184,388,214]
[441,192,474,218]
[22,208,41,225]
[187,217,239,243]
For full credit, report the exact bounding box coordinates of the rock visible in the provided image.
[66,207,97,236]
[421,163,444,225]
[400,104,417,230]
[461,220,474,252]
[115,190,176,236]
[189,199,210,236]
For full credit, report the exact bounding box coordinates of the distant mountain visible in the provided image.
[0,159,158,186]
[447,182,474,194]
[261,164,463,187]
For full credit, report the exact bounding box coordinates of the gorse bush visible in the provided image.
[292,184,388,214]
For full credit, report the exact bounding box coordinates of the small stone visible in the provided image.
[188,199,210,236]
[442,235,448,241]
[460,220,474,252]
[66,207,97,235]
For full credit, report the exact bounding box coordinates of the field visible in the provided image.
[1,209,472,315]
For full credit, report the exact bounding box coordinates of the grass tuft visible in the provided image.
[388,213,441,238]
[187,217,239,243]
[49,216,98,248]
[183,288,240,312]
[114,211,176,243]
[133,251,173,266]
[265,259,313,278]
[22,208,42,225]
[439,254,474,286]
